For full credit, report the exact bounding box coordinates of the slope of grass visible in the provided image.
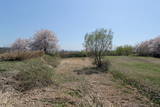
[106,56,160,104]
[0,55,58,72]
[0,55,59,91]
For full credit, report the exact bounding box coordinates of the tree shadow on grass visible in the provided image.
[74,67,106,75]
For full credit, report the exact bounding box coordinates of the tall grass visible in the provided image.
[0,54,59,91]
[14,58,54,91]
[0,51,44,61]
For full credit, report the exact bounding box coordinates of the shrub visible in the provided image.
[92,59,111,72]
[101,59,111,71]
[13,59,53,91]
[0,51,44,61]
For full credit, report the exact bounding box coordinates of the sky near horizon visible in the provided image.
[0,0,160,50]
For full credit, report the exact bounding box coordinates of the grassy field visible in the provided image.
[106,56,160,103]
[0,56,158,106]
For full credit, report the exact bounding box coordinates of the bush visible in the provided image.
[99,59,111,72]
[92,59,111,72]
[13,58,53,91]
[0,51,44,61]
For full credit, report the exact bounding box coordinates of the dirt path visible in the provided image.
[0,58,153,107]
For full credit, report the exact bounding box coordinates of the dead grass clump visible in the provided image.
[0,51,44,61]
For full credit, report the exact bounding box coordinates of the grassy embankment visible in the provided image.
[0,55,59,91]
[106,56,160,104]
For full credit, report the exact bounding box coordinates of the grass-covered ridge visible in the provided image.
[0,55,59,91]
[0,51,44,61]
[106,56,160,104]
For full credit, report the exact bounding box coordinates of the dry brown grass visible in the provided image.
[0,57,155,106]
[0,51,44,61]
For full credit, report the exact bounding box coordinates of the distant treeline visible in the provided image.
[59,50,87,58]
[107,45,134,56]
[107,36,160,58]
[0,47,10,54]
[60,45,134,58]
[1,36,160,58]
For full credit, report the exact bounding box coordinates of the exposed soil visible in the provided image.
[0,58,155,107]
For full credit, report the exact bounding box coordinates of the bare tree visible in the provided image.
[11,38,30,51]
[84,28,113,67]
[31,29,58,54]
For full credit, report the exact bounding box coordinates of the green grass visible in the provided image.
[0,55,59,91]
[0,55,58,72]
[106,56,160,104]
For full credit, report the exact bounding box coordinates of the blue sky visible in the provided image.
[0,0,160,50]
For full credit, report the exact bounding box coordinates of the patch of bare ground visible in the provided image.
[54,58,153,107]
[0,58,155,107]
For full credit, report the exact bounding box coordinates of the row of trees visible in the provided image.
[11,30,58,54]
[10,28,160,67]
[115,45,133,56]
[135,37,160,57]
